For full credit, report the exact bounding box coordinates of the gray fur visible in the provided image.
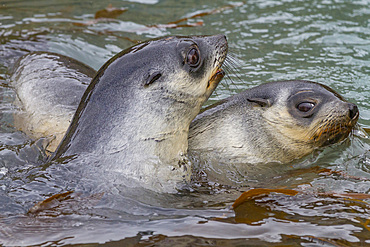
[11,52,94,151]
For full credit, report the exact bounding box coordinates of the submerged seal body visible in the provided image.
[189,80,359,164]
[11,35,228,192]
[11,52,95,152]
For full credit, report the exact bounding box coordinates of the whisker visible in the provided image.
[212,86,220,98]
[222,53,245,91]
[226,54,244,76]
[222,66,238,86]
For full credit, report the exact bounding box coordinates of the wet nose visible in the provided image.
[348,103,359,119]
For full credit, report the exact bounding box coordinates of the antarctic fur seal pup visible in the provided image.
[188,80,359,164]
[11,35,228,192]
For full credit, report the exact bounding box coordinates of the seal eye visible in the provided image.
[186,47,200,67]
[297,102,315,112]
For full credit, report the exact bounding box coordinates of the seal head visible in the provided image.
[189,80,359,164]
[50,35,228,192]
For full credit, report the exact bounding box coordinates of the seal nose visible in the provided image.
[348,103,359,119]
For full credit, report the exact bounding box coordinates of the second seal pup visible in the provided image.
[188,80,359,164]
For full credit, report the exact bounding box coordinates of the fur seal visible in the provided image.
[11,35,228,192]
[188,80,359,164]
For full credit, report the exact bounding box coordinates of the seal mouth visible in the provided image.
[207,68,225,88]
[309,117,358,146]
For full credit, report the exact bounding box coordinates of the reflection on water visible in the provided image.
[1,0,370,245]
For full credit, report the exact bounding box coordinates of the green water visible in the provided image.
[0,0,369,246]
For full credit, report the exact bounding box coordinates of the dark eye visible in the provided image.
[186,47,200,67]
[297,102,315,112]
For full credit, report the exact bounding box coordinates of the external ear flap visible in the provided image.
[247,98,271,107]
[144,71,162,87]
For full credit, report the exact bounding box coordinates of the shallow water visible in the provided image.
[1,0,370,246]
